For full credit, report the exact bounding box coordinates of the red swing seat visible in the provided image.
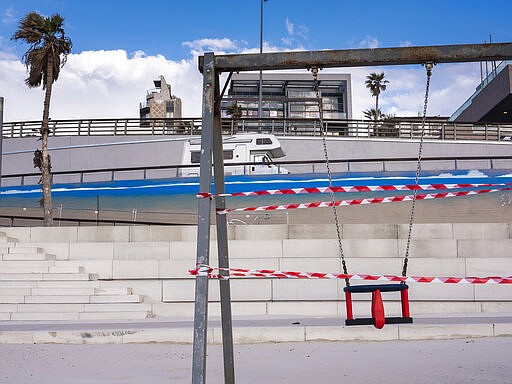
[343,284,412,329]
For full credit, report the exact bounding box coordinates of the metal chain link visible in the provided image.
[402,63,434,277]
[310,67,349,284]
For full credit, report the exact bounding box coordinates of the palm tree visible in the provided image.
[13,12,72,226]
[363,108,382,121]
[365,72,389,121]
[226,102,243,135]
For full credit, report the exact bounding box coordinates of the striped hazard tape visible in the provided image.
[189,266,512,284]
[197,182,509,199]
[216,187,512,214]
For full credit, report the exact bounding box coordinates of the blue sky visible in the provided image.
[1,0,511,121]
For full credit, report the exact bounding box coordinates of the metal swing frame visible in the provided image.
[192,43,512,384]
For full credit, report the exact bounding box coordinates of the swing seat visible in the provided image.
[343,284,413,327]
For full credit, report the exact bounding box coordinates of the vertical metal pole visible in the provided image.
[192,53,216,384]
[0,97,3,187]
[212,73,236,384]
[258,0,265,132]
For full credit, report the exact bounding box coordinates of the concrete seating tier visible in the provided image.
[0,232,151,321]
[1,223,511,321]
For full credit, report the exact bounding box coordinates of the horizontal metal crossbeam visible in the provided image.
[198,43,512,72]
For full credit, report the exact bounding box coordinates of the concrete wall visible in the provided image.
[2,135,187,175]
[3,135,511,177]
[2,223,511,320]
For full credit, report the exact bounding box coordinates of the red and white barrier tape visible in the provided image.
[189,266,512,284]
[197,182,508,199]
[216,187,511,214]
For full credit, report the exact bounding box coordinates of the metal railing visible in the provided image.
[3,117,512,141]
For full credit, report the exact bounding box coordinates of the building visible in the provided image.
[221,72,351,132]
[450,61,512,123]
[139,75,182,121]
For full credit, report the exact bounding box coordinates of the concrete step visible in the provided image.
[24,295,92,304]
[0,232,17,243]
[0,260,56,267]
[0,288,32,296]
[0,266,50,273]
[7,246,44,254]
[89,295,142,304]
[1,252,55,261]
[0,273,97,281]
[48,266,84,274]
[0,264,81,274]
[94,287,133,295]
[7,310,152,321]
[0,273,44,281]
[0,281,37,289]
[83,303,152,312]
[0,302,153,321]
[31,287,96,296]
[8,312,80,321]
[0,295,25,304]
[34,281,100,288]
[43,273,97,281]
[22,294,142,304]
[77,311,151,320]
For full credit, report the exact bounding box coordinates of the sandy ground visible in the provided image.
[1,337,511,384]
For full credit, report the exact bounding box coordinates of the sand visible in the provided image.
[1,337,511,383]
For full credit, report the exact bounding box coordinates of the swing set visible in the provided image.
[192,43,512,384]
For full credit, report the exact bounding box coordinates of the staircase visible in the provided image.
[1,223,511,322]
[0,231,152,321]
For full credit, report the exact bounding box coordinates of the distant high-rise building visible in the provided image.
[140,75,182,120]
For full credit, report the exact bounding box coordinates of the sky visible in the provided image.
[1,0,511,122]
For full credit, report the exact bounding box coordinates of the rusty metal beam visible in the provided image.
[198,43,512,72]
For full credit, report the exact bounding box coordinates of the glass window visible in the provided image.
[256,138,273,145]
[191,150,233,164]
[191,151,201,164]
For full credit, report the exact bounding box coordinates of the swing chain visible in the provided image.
[310,66,349,283]
[402,62,435,277]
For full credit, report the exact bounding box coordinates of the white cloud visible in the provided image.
[2,6,16,25]
[281,37,292,46]
[340,63,481,119]
[285,18,294,35]
[359,36,380,49]
[281,18,308,48]
[182,38,239,56]
[296,25,309,41]
[0,37,483,123]
[0,49,203,120]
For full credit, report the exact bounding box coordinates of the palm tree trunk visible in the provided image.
[41,53,54,226]
[375,93,379,121]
